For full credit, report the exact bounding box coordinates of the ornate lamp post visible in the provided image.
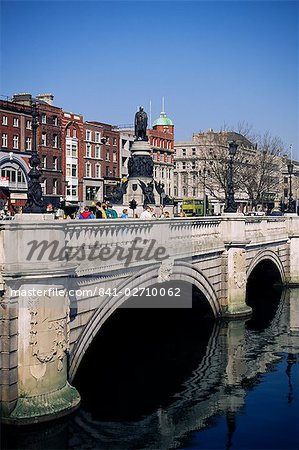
[24,102,46,213]
[224,141,238,213]
[287,161,295,213]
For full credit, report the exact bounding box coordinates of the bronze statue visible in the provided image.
[139,179,155,205]
[134,106,148,141]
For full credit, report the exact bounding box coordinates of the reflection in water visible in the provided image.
[2,289,299,450]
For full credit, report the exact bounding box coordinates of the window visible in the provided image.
[86,130,91,141]
[13,135,19,149]
[284,177,288,184]
[112,167,116,177]
[95,132,101,143]
[113,137,117,146]
[73,128,76,138]
[182,162,186,170]
[53,116,58,126]
[67,128,71,137]
[192,188,196,196]
[53,156,57,170]
[95,145,100,159]
[2,134,8,147]
[2,116,7,126]
[13,117,19,127]
[66,164,71,177]
[72,186,77,197]
[42,179,47,195]
[182,148,186,156]
[41,114,47,124]
[174,162,177,169]
[106,151,110,161]
[66,143,71,156]
[42,156,47,169]
[192,161,196,170]
[95,164,100,178]
[53,134,58,148]
[113,152,117,162]
[85,163,91,178]
[86,143,91,157]
[42,133,47,146]
[71,144,77,157]
[53,179,57,195]
[72,164,77,177]
[105,166,110,177]
[26,137,31,151]
[26,120,32,129]
[192,148,196,156]
[17,170,25,184]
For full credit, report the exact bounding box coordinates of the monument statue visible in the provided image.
[107,180,128,204]
[134,106,148,141]
[139,179,155,205]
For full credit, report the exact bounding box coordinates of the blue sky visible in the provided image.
[1,1,298,155]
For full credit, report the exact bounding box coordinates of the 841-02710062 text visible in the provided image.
[97,287,181,297]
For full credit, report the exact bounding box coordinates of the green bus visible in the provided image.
[182,197,212,216]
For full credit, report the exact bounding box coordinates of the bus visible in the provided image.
[182,197,212,216]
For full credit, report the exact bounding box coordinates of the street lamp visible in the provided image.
[224,140,238,213]
[23,102,46,213]
[287,161,295,213]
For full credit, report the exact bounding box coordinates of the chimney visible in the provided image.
[11,93,32,105]
[36,93,54,105]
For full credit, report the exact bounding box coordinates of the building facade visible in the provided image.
[148,110,174,196]
[174,129,283,214]
[0,98,31,211]
[61,111,84,206]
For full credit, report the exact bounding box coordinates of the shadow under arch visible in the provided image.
[247,249,285,283]
[69,261,220,381]
[246,250,284,330]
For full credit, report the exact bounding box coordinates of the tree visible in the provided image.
[192,128,286,210]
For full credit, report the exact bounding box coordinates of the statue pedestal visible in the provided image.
[124,140,159,208]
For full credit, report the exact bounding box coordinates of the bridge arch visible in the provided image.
[247,249,286,283]
[69,262,220,381]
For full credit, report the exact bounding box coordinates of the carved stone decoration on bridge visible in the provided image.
[233,250,247,289]
[158,259,174,283]
[28,294,70,373]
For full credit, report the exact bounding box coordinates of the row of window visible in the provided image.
[85,130,117,145]
[41,114,59,126]
[2,116,31,129]
[152,138,172,149]
[1,115,58,127]
[1,168,26,185]
[1,133,58,150]
[154,167,172,179]
[41,178,58,195]
[42,156,59,170]
[41,133,58,147]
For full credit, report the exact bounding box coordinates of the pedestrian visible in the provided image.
[121,208,128,218]
[79,206,91,219]
[140,205,152,220]
[106,203,118,218]
[95,202,107,219]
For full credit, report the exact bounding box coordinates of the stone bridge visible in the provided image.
[1,214,299,424]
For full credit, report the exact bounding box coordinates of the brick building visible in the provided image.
[10,93,63,209]
[85,122,120,200]
[0,98,32,210]
[82,121,105,204]
[148,110,175,196]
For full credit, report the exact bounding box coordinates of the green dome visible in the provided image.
[152,111,173,127]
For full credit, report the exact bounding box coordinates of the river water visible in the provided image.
[2,287,299,449]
